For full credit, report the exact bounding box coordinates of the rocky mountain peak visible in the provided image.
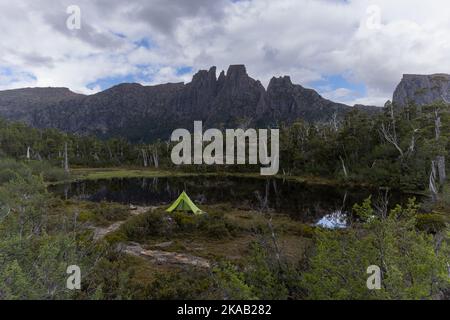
[0,64,380,142]
[226,64,247,79]
[393,73,450,107]
[191,66,217,84]
[268,76,293,91]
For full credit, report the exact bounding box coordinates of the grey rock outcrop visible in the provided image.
[393,74,450,108]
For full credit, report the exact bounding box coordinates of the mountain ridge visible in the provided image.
[0,65,380,142]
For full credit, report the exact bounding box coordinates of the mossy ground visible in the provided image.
[64,197,314,299]
[101,203,314,263]
[61,166,370,189]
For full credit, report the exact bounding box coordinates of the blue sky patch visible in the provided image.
[176,66,193,76]
[134,38,155,49]
[87,74,142,90]
[311,74,366,100]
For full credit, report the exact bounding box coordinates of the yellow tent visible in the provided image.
[166,191,204,215]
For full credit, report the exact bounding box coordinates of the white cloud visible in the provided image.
[1,0,450,104]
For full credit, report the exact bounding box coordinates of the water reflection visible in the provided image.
[316,210,348,229]
[49,176,415,224]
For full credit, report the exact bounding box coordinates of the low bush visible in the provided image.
[27,160,69,182]
[120,210,169,241]
[416,213,447,234]
[85,201,130,226]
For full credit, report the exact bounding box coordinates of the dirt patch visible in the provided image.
[122,243,210,269]
[92,205,157,240]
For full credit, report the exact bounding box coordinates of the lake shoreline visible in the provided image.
[49,166,426,195]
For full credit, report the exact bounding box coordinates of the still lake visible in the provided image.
[49,176,418,228]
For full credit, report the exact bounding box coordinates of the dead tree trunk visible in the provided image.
[388,101,398,143]
[339,156,348,179]
[433,108,446,185]
[26,146,31,160]
[107,145,113,161]
[380,123,404,158]
[430,160,438,202]
[152,148,159,168]
[141,149,148,167]
[64,142,69,173]
[331,112,339,132]
[436,156,446,185]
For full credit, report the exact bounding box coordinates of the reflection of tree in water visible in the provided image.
[50,177,416,223]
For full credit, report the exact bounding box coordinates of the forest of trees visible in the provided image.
[1,101,448,192]
[0,101,449,299]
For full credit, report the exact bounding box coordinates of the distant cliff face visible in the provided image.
[393,74,450,108]
[0,87,84,122]
[0,65,379,142]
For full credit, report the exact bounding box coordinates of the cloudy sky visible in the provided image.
[1,0,450,106]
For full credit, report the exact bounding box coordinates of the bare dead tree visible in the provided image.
[141,148,148,167]
[152,147,159,168]
[380,122,404,157]
[388,101,398,142]
[339,155,348,179]
[406,128,419,155]
[429,160,438,202]
[374,188,390,219]
[254,181,283,270]
[433,106,446,185]
[436,156,446,186]
[330,112,339,132]
[107,144,113,160]
[64,142,69,173]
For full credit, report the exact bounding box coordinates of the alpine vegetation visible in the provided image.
[170,121,279,175]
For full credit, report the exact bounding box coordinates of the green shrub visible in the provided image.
[140,270,215,299]
[172,212,197,232]
[289,223,316,238]
[171,211,235,239]
[27,160,69,182]
[416,213,447,234]
[121,210,169,241]
[84,201,130,226]
[198,212,235,239]
[0,168,21,184]
[0,159,30,184]
[104,231,127,245]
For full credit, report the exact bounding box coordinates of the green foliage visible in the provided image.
[243,243,289,299]
[119,209,236,242]
[84,201,129,226]
[213,242,303,300]
[0,158,104,299]
[120,210,169,242]
[278,104,450,191]
[1,101,449,193]
[416,213,448,234]
[27,161,69,182]
[213,261,257,300]
[138,270,215,299]
[0,117,173,169]
[196,212,236,239]
[0,158,30,184]
[301,198,450,300]
[83,252,216,300]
